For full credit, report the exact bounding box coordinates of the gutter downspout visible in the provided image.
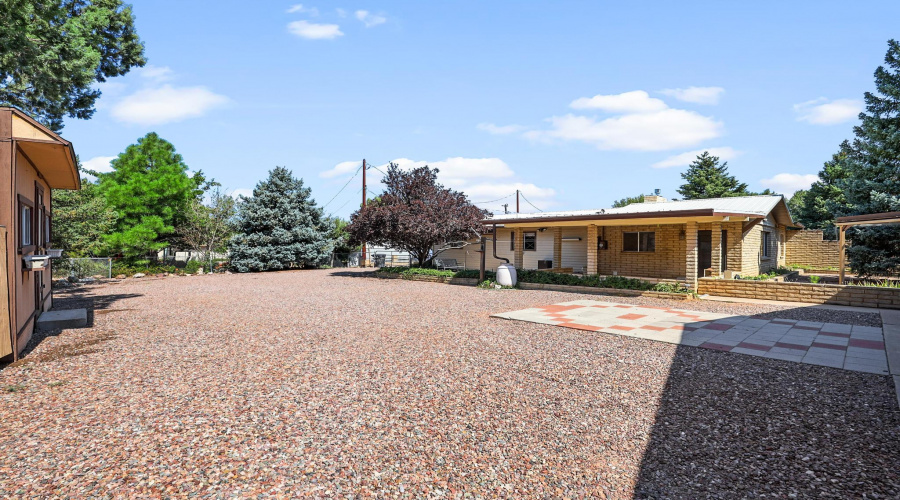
[492,223,509,264]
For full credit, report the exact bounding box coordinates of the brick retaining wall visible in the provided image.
[785,229,841,268]
[697,278,900,309]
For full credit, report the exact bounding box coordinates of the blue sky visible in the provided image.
[61,0,900,218]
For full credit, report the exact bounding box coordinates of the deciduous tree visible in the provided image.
[0,0,145,131]
[347,164,487,266]
[229,167,334,272]
[51,167,117,256]
[612,194,644,208]
[179,187,237,271]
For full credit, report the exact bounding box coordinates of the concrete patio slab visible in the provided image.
[36,308,87,330]
[494,300,890,375]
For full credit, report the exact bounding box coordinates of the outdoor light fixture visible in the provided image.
[679,230,686,240]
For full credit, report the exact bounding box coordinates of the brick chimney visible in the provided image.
[644,194,668,203]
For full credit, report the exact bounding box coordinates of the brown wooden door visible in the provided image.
[698,230,712,277]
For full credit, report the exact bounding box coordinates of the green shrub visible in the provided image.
[184,260,202,274]
[809,275,821,284]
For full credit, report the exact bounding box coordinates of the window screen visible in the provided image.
[21,205,32,247]
[523,232,536,251]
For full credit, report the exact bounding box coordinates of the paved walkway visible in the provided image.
[492,300,889,375]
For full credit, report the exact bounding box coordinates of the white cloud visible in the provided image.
[110,85,229,125]
[230,188,253,199]
[82,155,116,173]
[477,123,525,135]
[136,64,174,82]
[288,20,343,39]
[336,8,347,17]
[760,173,819,195]
[286,4,318,15]
[659,86,724,105]
[79,156,116,181]
[652,147,741,169]
[526,109,723,151]
[794,98,862,125]
[320,160,361,178]
[355,10,386,27]
[570,90,668,113]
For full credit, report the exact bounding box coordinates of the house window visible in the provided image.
[623,231,655,252]
[762,231,771,258]
[510,231,515,251]
[20,203,33,248]
[523,231,537,251]
[44,214,51,246]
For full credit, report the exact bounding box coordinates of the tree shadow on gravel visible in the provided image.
[1,288,143,369]
[326,269,377,278]
[633,307,900,498]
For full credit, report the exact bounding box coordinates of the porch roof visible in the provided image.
[484,195,795,227]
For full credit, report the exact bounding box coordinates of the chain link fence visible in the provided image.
[328,251,417,268]
[52,257,112,280]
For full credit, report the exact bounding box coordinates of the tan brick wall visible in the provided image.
[697,278,900,309]
[586,225,598,274]
[785,229,841,268]
[598,224,687,280]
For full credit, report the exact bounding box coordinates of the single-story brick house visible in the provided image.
[436,194,799,288]
[0,108,80,360]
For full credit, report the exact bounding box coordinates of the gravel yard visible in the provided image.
[0,269,897,497]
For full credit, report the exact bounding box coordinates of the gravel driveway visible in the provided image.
[1,269,897,497]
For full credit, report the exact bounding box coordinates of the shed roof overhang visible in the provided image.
[484,209,763,228]
[6,108,79,190]
[834,212,900,226]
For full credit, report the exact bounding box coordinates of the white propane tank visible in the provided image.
[496,263,517,287]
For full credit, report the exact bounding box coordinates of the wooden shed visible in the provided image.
[0,108,79,360]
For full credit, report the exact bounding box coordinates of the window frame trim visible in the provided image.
[523,231,537,251]
[622,230,656,253]
[17,194,35,253]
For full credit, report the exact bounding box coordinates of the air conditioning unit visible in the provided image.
[538,260,553,269]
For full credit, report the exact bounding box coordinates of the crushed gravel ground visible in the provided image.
[0,269,897,497]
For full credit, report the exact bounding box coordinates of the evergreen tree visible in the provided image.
[676,151,750,199]
[838,40,900,276]
[792,141,853,238]
[0,0,145,131]
[98,133,205,262]
[51,166,117,256]
[230,167,334,272]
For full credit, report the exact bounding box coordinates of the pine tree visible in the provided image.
[792,141,853,238]
[229,167,334,272]
[676,151,750,199]
[0,0,145,131]
[838,40,900,276]
[98,133,205,262]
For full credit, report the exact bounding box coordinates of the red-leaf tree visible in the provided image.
[347,164,487,266]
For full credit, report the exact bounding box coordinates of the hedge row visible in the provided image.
[377,267,692,294]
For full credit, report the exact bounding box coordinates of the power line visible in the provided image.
[519,192,544,212]
[473,193,514,204]
[321,163,362,209]
[327,187,363,219]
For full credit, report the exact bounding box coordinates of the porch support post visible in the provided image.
[685,222,699,289]
[553,227,562,270]
[710,221,722,277]
[514,228,524,269]
[586,225,598,275]
[838,226,847,285]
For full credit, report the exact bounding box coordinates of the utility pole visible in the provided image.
[361,159,367,267]
[516,189,520,213]
[502,203,509,214]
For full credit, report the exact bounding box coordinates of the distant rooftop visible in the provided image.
[485,195,795,226]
